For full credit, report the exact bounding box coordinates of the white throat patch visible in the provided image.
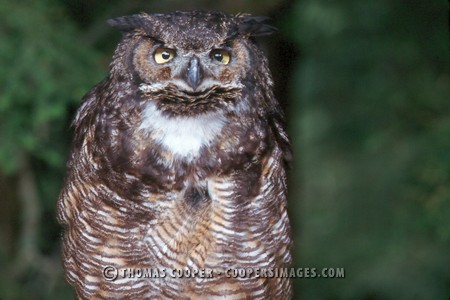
[139,102,226,159]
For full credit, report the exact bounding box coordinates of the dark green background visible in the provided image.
[0,0,448,299]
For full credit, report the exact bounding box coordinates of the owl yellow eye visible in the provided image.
[210,49,231,65]
[154,48,176,64]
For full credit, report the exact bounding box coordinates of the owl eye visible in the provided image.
[210,49,231,65]
[154,48,176,64]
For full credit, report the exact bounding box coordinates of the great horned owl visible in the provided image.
[57,10,292,299]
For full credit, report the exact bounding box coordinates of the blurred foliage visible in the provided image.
[285,0,449,299]
[0,0,102,174]
[0,0,448,299]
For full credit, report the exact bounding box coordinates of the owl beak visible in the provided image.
[185,56,203,90]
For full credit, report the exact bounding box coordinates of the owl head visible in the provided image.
[106,10,277,116]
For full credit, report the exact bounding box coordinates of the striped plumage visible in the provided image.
[57,10,292,299]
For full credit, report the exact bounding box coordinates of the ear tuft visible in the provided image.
[106,14,151,33]
[238,16,278,37]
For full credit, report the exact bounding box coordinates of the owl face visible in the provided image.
[132,35,247,92]
[108,11,276,116]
